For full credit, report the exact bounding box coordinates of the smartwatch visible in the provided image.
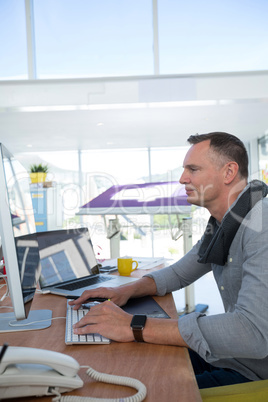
[130,314,147,342]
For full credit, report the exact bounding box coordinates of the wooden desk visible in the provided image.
[0,268,202,402]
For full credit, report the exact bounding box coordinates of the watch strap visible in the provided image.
[131,315,147,342]
[132,327,145,342]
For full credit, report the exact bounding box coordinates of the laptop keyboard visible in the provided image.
[57,274,113,290]
[65,301,111,345]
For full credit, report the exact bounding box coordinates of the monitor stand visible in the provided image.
[0,309,52,333]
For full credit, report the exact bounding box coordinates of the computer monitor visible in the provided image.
[0,143,52,332]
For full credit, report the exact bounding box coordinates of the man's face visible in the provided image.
[179,140,225,209]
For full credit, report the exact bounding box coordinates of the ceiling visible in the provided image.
[0,72,268,155]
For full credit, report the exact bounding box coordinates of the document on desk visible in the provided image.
[102,257,166,270]
[133,257,166,270]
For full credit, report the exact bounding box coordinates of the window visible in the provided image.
[158,0,268,74]
[33,0,154,78]
[150,146,189,182]
[80,148,150,258]
[16,150,81,228]
[2,0,268,80]
[81,148,149,195]
[0,0,28,80]
[259,135,268,184]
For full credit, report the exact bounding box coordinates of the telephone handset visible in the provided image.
[0,345,147,401]
[0,346,83,399]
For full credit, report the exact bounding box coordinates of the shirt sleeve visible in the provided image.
[144,240,212,295]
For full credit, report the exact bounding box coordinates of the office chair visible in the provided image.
[200,379,268,401]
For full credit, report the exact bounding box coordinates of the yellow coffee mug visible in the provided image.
[117,257,138,276]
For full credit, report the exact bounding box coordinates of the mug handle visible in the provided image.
[132,260,138,271]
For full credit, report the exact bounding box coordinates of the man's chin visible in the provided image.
[186,194,201,207]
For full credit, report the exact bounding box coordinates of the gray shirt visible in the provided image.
[145,189,268,381]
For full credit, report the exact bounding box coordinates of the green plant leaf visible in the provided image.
[29,163,49,173]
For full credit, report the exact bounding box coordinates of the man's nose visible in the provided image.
[179,170,188,184]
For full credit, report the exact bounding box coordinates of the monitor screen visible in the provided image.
[0,144,40,321]
[37,228,99,290]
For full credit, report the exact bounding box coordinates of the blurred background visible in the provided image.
[1,0,268,313]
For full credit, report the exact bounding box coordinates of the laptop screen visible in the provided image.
[37,228,99,288]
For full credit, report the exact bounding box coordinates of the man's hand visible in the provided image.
[73,300,134,342]
[68,286,131,310]
[72,299,188,347]
[67,277,187,346]
[68,277,158,310]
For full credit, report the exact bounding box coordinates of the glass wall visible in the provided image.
[149,146,209,260]
[17,150,81,230]
[150,146,187,259]
[158,0,268,74]
[80,148,150,258]
[33,0,154,78]
[258,135,268,184]
[0,0,28,80]
[16,145,208,261]
[1,0,268,80]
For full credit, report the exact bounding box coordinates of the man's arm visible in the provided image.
[69,275,186,345]
[70,242,210,345]
[72,297,189,347]
[69,276,189,346]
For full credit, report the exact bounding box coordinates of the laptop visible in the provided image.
[37,228,137,297]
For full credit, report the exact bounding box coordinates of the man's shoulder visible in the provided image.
[252,195,268,211]
[241,196,268,233]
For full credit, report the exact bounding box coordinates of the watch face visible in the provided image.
[131,315,147,328]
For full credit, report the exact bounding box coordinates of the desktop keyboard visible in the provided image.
[65,300,111,345]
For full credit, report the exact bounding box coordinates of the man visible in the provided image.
[70,132,268,389]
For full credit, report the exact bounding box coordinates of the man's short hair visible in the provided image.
[187,132,249,179]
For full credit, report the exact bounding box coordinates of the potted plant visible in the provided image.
[29,163,49,183]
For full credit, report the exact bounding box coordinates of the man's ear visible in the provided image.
[223,162,239,184]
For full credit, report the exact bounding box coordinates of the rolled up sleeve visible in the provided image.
[179,309,268,364]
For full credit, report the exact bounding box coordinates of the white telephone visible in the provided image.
[0,345,147,401]
[0,346,83,400]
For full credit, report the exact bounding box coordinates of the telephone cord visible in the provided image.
[52,365,147,402]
